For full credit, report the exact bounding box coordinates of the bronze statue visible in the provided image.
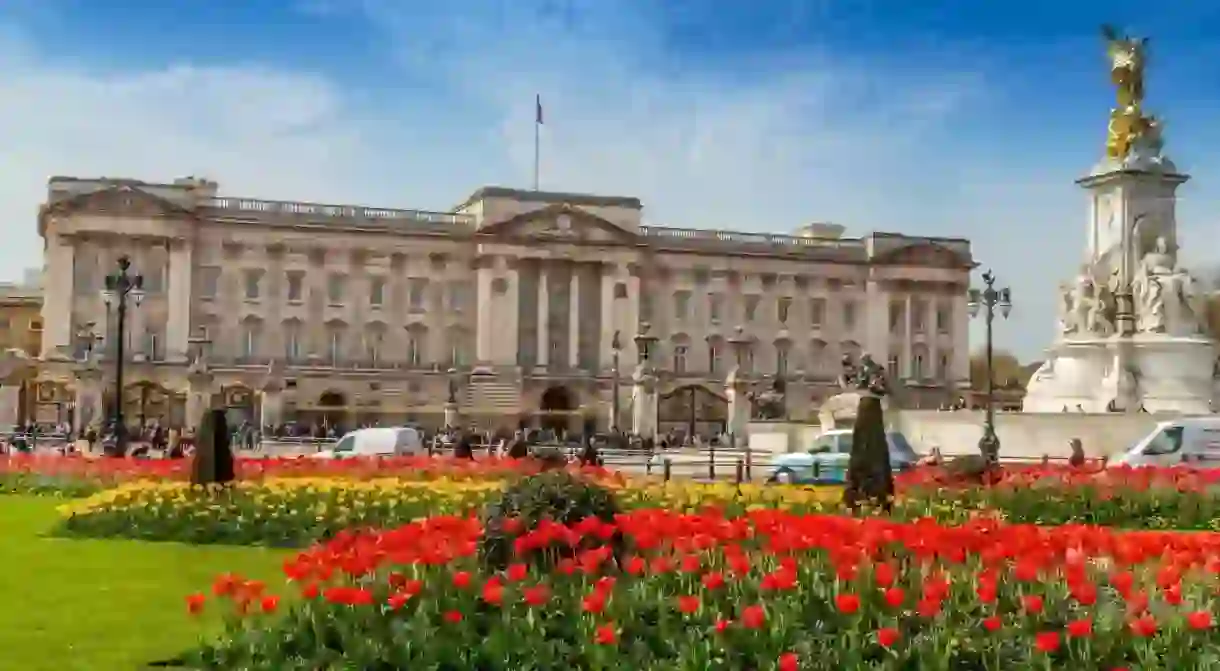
[1102,24,1147,108]
[1101,24,1162,161]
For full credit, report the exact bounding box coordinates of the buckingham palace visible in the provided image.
[26,175,973,436]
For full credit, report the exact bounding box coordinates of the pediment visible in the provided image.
[874,242,971,269]
[479,203,639,244]
[43,184,192,220]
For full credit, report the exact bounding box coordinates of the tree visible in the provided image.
[1206,293,1220,343]
[969,350,1028,389]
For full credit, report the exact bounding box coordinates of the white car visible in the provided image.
[767,429,918,484]
[310,427,424,459]
[1111,417,1220,467]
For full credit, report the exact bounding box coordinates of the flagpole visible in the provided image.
[533,94,541,191]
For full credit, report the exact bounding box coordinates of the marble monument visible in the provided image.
[1024,26,1217,413]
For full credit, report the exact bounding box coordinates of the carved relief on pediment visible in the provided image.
[46,185,190,220]
[876,243,969,268]
[483,204,637,244]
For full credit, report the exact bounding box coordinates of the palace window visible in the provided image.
[286,271,304,303]
[673,345,688,375]
[369,278,385,308]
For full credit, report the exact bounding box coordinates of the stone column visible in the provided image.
[902,293,913,378]
[537,265,550,367]
[568,265,581,369]
[474,256,496,366]
[598,265,615,370]
[952,290,970,384]
[497,257,520,366]
[166,240,193,362]
[41,234,76,358]
[864,279,888,361]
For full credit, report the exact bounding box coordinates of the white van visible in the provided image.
[310,427,424,459]
[1111,418,1220,467]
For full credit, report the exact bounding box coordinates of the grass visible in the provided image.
[0,496,291,671]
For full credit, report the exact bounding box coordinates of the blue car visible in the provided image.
[767,429,918,484]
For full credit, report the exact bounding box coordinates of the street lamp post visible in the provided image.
[609,330,622,434]
[101,256,144,457]
[967,269,1012,467]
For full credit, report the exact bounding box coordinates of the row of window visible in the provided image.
[663,342,953,379]
[232,324,470,368]
[197,268,473,312]
[649,293,956,333]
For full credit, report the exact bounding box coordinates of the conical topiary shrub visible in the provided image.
[843,394,893,512]
[190,409,235,486]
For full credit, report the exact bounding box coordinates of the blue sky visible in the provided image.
[2,0,1219,361]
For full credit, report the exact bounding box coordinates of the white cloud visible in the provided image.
[0,4,1215,361]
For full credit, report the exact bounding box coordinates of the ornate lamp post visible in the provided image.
[445,366,460,430]
[609,330,622,433]
[967,269,1012,467]
[101,256,144,457]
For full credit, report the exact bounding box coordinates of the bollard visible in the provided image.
[735,458,744,484]
[708,441,717,480]
[813,460,821,480]
[663,458,672,482]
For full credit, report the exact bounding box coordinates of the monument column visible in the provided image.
[598,264,615,370]
[474,256,496,366]
[258,362,285,430]
[902,292,914,378]
[41,234,76,358]
[536,265,550,367]
[166,240,193,363]
[568,265,581,369]
[864,278,888,360]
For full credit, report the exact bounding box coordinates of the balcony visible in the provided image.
[205,197,476,229]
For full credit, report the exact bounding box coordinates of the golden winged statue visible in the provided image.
[1101,24,1160,161]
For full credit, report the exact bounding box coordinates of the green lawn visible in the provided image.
[0,496,291,671]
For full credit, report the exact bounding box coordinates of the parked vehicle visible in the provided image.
[766,429,918,484]
[309,427,424,459]
[1111,417,1220,467]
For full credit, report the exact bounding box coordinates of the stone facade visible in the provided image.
[34,176,973,433]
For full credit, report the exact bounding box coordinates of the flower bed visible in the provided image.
[58,478,506,546]
[0,454,559,497]
[58,473,844,546]
[185,509,1220,670]
[900,464,1220,531]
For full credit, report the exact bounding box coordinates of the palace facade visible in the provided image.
[30,176,974,435]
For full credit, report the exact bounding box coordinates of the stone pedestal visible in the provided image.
[259,390,284,429]
[1025,335,1215,413]
[258,361,285,429]
[1024,151,1217,413]
[0,384,19,431]
[444,401,460,429]
[186,369,214,431]
[725,370,751,441]
[784,373,809,421]
[73,365,105,432]
[630,366,657,440]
